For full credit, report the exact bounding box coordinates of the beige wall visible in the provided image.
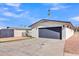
[32,21,65,28]
[14,29,26,37]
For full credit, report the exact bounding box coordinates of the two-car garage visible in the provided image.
[29,19,74,40]
[39,27,62,39]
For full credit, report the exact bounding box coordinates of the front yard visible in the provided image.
[1,32,79,56]
[0,38,64,56]
[0,37,28,43]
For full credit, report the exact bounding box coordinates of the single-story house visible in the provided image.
[0,27,28,38]
[28,19,74,40]
[0,19,75,40]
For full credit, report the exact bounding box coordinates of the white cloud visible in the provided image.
[2,10,29,18]
[5,3,21,8]
[50,7,60,10]
[70,16,79,21]
[3,11,20,17]
[0,4,25,18]
[0,7,9,12]
[0,4,28,18]
[19,11,29,16]
[3,11,15,16]
[3,7,9,10]
[5,3,24,12]
[50,3,68,10]
[16,9,23,11]
[43,3,69,10]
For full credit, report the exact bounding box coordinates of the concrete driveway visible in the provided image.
[0,38,65,56]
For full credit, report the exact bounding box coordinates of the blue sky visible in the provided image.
[0,3,79,27]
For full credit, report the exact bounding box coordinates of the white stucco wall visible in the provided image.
[62,27,66,39]
[65,27,74,39]
[62,27,74,39]
[29,28,38,38]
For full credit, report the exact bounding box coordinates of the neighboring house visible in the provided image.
[77,27,79,32]
[28,19,75,40]
[0,27,29,38]
[76,27,79,32]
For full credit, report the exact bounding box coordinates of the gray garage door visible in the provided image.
[39,27,62,39]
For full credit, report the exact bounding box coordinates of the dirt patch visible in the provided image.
[0,37,30,43]
[64,32,79,54]
[64,52,79,56]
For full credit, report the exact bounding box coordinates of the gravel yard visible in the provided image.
[0,38,64,56]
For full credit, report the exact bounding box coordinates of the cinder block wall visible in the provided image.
[0,29,14,38]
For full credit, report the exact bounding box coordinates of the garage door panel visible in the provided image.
[39,27,62,39]
[39,29,60,39]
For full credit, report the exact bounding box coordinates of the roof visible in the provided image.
[29,19,74,28]
[5,27,31,30]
